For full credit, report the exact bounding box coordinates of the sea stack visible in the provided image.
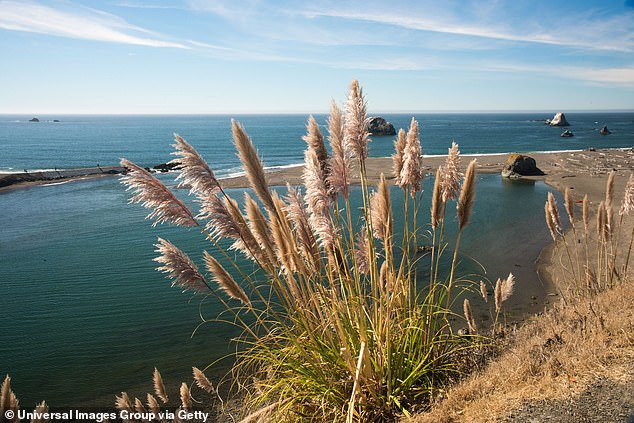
[366,116,396,136]
[547,112,570,127]
[501,153,543,178]
[29,117,40,122]
[600,126,611,135]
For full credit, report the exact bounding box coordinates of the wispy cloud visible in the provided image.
[301,7,634,52]
[0,1,189,48]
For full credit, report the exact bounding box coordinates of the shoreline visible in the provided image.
[2,147,631,194]
[3,148,633,296]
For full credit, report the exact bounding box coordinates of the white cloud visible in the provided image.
[0,1,189,48]
[301,7,634,52]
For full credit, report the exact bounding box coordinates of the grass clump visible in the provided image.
[118,80,502,421]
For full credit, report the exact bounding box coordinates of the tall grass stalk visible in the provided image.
[119,80,503,421]
[545,172,634,299]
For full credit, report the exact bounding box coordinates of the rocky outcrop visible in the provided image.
[153,161,181,172]
[600,126,611,135]
[366,116,396,136]
[560,130,574,138]
[29,117,39,122]
[547,112,570,127]
[501,154,544,178]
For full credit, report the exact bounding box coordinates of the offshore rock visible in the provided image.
[560,129,574,138]
[502,153,544,178]
[600,126,611,135]
[366,116,396,136]
[29,117,39,122]
[547,112,570,127]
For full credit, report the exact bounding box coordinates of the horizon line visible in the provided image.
[2,109,633,116]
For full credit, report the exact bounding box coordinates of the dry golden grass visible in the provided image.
[411,277,634,422]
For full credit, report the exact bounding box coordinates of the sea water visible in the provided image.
[0,113,632,406]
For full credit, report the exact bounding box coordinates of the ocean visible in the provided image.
[0,112,632,407]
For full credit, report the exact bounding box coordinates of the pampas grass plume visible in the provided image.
[620,173,634,216]
[344,80,370,161]
[547,192,562,232]
[605,170,615,210]
[431,166,443,230]
[457,159,477,231]
[192,367,214,394]
[392,129,406,186]
[400,118,423,196]
[154,238,209,293]
[153,368,169,404]
[232,120,275,214]
[120,159,197,227]
[441,141,461,202]
[204,251,251,306]
[171,133,220,197]
[304,116,329,177]
[463,299,477,334]
[115,392,133,413]
[494,278,502,313]
[564,188,574,224]
[147,393,161,415]
[480,280,488,303]
[180,383,192,412]
[327,101,351,199]
[134,397,147,414]
[31,401,48,423]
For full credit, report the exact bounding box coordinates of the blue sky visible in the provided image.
[1,0,633,113]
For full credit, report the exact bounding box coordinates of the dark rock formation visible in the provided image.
[366,116,396,136]
[153,161,181,172]
[560,130,574,138]
[600,126,611,135]
[547,112,570,127]
[501,153,544,178]
[29,117,39,122]
[53,119,60,123]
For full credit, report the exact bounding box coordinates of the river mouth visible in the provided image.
[0,173,557,407]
